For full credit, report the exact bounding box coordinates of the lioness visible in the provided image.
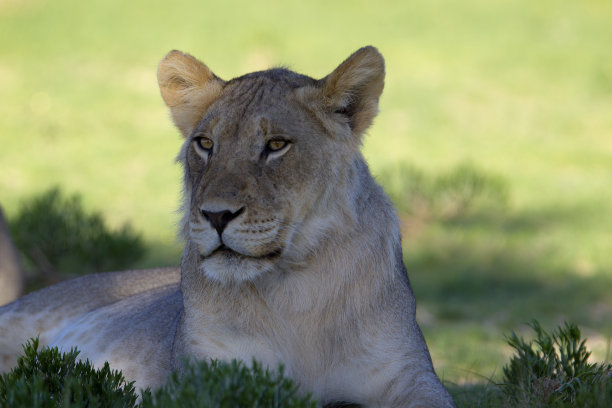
[0,47,454,407]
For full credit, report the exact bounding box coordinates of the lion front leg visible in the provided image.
[351,358,454,408]
[381,370,455,408]
[342,325,455,408]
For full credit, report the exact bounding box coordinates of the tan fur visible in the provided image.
[0,47,454,407]
[0,206,24,306]
[157,50,225,137]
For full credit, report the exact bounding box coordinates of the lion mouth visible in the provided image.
[212,244,234,256]
[205,244,282,261]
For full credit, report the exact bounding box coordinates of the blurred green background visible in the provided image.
[1,0,611,391]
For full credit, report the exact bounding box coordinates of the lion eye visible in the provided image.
[266,140,289,152]
[194,136,214,152]
[263,139,292,162]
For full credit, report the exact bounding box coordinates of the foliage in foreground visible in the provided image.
[8,187,145,287]
[0,338,138,408]
[502,321,612,408]
[140,359,316,408]
[0,339,317,408]
[3,321,611,408]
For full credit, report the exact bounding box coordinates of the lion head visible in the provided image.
[158,47,384,285]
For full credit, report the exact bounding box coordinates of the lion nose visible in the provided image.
[201,207,244,236]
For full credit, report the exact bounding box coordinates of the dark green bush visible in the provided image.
[377,163,508,219]
[141,359,317,408]
[6,324,610,408]
[502,320,612,407]
[8,187,145,286]
[0,338,138,408]
[0,339,318,408]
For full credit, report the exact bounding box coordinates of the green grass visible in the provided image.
[1,0,611,398]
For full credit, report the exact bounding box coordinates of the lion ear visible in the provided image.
[321,46,385,137]
[157,50,225,137]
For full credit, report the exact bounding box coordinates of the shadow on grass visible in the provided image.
[403,202,612,388]
[446,382,504,408]
[404,204,612,333]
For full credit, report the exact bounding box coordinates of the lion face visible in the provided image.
[183,75,336,283]
[158,48,384,284]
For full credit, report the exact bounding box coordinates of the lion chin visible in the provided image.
[199,245,281,284]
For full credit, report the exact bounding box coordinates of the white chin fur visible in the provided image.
[200,253,274,285]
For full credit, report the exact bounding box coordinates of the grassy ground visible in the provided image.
[1,0,611,402]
